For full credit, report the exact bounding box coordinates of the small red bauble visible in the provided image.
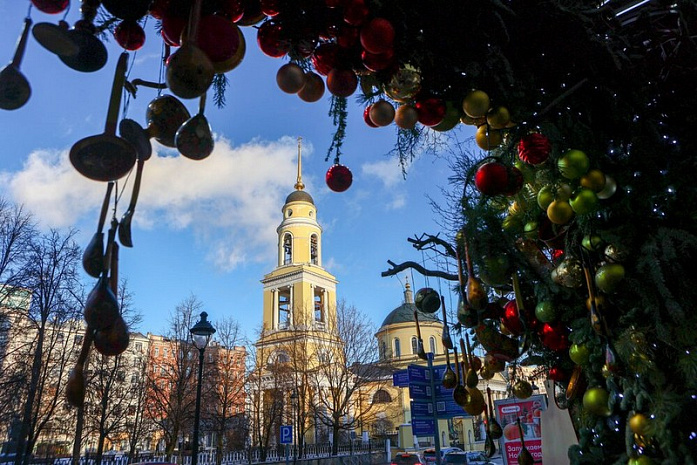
[548,366,567,382]
[361,49,394,72]
[415,97,446,127]
[326,164,353,192]
[505,166,524,196]
[148,0,170,20]
[540,322,570,352]
[312,43,339,76]
[298,72,325,102]
[114,20,146,51]
[197,15,242,67]
[363,105,378,128]
[343,0,369,26]
[474,162,509,196]
[336,25,359,48]
[257,21,288,58]
[161,14,186,47]
[218,0,245,23]
[360,17,395,54]
[369,100,395,127]
[518,132,551,165]
[31,0,69,14]
[501,300,524,336]
[260,0,281,16]
[102,0,150,20]
[326,68,358,97]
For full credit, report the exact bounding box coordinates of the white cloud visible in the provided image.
[0,135,311,271]
[361,158,407,210]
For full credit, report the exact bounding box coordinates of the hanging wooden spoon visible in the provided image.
[516,418,535,465]
[165,0,214,99]
[413,310,428,361]
[441,347,457,390]
[483,406,497,457]
[70,52,137,181]
[59,0,108,72]
[82,182,114,277]
[65,328,94,408]
[175,91,214,160]
[455,247,478,328]
[460,337,478,389]
[84,220,121,331]
[32,19,80,58]
[144,93,191,148]
[463,235,488,311]
[117,141,147,248]
[486,386,503,440]
[0,18,33,110]
[452,346,469,408]
[440,295,454,350]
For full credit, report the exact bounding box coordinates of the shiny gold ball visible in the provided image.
[385,65,421,102]
[551,257,584,288]
[512,380,533,399]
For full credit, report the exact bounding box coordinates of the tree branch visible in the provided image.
[381,260,458,281]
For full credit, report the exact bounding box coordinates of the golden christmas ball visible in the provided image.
[385,65,421,102]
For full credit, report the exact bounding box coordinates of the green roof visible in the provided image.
[380,302,439,328]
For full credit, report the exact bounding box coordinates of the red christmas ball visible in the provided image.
[361,49,395,72]
[114,20,146,51]
[518,132,551,165]
[103,0,150,20]
[369,100,395,127]
[343,0,369,26]
[161,14,186,47]
[548,366,567,382]
[475,162,509,196]
[312,43,339,76]
[415,97,446,127]
[31,0,69,14]
[360,17,395,54]
[326,164,353,192]
[363,105,378,128]
[540,322,570,352]
[297,71,325,102]
[197,15,242,68]
[260,0,281,16]
[148,0,170,20]
[257,21,288,58]
[505,166,524,196]
[276,63,306,94]
[237,0,265,26]
[326,68,358,97]
[336,25,359,48]
[218,0,245,23]
[501,300,524,336]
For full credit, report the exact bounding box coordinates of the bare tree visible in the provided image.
[308,300,391,455]
[125,350,153,462]
[144,295,201,459]
[205,317,245,465]
[11,229,82,465]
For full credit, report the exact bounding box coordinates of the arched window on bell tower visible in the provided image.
[411,336,419,355]
[394,338,401,358]
[310,234,319,265]
[283,233,292,265]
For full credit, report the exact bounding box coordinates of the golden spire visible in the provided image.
[294,136,305,191]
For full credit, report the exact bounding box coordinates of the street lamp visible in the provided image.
[190,312,216,465]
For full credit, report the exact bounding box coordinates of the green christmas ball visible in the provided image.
[415,287,440,314]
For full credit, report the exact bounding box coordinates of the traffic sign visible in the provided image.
[409,383,432,400]
[393,369,409,387]
[408,364,430,383]
[280,425,292,444]
[412,418,436,436]
[410,400,434,418]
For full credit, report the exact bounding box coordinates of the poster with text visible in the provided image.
[494,395,546,465]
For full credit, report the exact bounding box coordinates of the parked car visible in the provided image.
[391,451,424,465]
[442,451,470,464]
[422,446,464,463]
[465,451,495,464]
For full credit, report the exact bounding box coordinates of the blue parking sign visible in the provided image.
[280,425,293,444]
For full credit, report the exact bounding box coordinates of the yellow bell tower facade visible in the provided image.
[257,138,341,358]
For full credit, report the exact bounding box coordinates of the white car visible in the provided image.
[421,447,464,463]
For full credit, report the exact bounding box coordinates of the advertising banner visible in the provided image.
[493,395,546,465]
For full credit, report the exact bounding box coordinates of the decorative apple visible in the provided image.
[557,149,590,179]
[569,343,590,365]
[595,263,625,293]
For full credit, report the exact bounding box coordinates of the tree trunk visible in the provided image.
[215,428,223,465]
[72,406,85,465]
[16,328,45,465]
[331,423,340,456]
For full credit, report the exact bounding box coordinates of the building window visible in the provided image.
[154,347,159,357]
[411,336,418,355]
[393,338,401,358]
[429,336,436,355]
[283,233,292,265]
[163,348,168,357]
[278,288,291,328]
[310,234,318,265]
[314,289,324,322]
[372,389,392,404]
[135,342,142,352]
[379,341,387,360]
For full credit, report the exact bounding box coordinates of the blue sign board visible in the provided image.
[280,425,292,444]
[410,400,434,418]
[393,369,409,387]
[434,383,454,398]
[409,383,432,400]
[407,364,430,383]
[412,418,436,436]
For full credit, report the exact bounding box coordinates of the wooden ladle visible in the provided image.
[70,52,136,181]
[175,92,214,160]
[32,19,80,58]
[58,0,107,73]
[0,18,33,110]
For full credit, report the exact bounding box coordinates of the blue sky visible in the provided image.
[0,3,476,339]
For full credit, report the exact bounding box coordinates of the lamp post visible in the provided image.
[190,312,216,465]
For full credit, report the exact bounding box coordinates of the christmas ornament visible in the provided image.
[175,94,214,160]
[594,263,625,293]
[486,106,511,129]
[326,68,358,97]
[369,99,395,126]
[260,0,281,16]
[479,254,511,288]
[502,300,524,336]
[385,65,421,102]
[236,0,265,26]
[431,102,462,132]
[476,323,519,361]
[145,94,192,148]
[257,21,288,57]
[580,169,607,192]
[629,413,654,437]
[463,89,491,118]
[569,343,590,365]
[518,132,551,165]
[475,125,503,151]
[161,14,186,47]
[0,18,32,111]
[102,0,150,20]
[604,243,629,262]
[548,366,567,381]
[569,188,599,214]
[343,0,369,26]
[363,105,378,128]
[394,104,419,129]
[359,17,395,54]
[276,63,306,94]
[505,166,524,196]
[311,43,338,76]
[582,234,604,252]
[30,0,69,14]
[550,256,584,288]
[361,49,394,72]
[197,16,244,73]
[114,20,146,51]
[457,297,478,328]
[582,386,611,417]
[540,322,569,351]
[546,199,574,225]
[534,300,556,322]
[415,97,446,127]
[513,379,533,399]
[297,71,325,102]
[557,149,590,179]
[326,162,353,192]
[475,161,509,196]
[597,175,617,199]
[415,287,440,314]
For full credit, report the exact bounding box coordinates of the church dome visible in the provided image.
[285,190,314,205]
[380,303,439,328]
